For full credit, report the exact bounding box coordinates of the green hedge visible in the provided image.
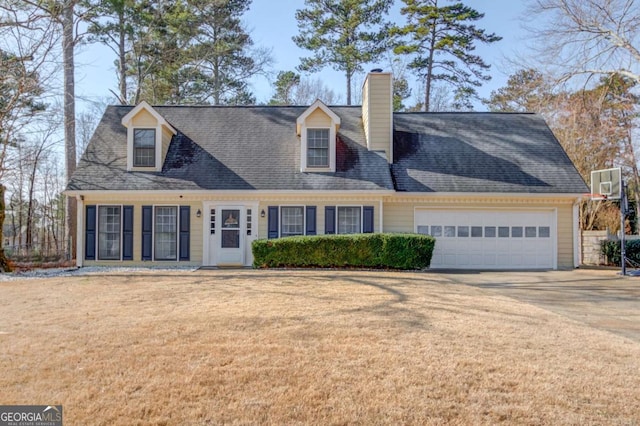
[252,233,436,270]
[600,239,640,266]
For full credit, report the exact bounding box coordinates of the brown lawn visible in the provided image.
[1,270,639,425]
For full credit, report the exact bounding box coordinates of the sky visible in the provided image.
[74,0,532,111]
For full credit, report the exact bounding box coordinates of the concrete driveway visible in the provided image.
[435,268,640,342]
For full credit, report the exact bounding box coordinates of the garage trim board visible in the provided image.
[415,207,557,270]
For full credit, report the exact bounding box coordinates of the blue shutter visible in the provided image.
[179,206,190,261]
[142,205,153,261]
[325,206,336,234]
[85,205,96,260]
[363,206,374,233]
[268,206,279,238]
[305,206,317,235]
[122,206,134,260]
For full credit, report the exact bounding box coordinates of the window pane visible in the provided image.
[431,225,442,237]
[485,226,496,238]
[444,226,456,237]
[134,129,156,167]
[221,209,240,229]
[539,226,550,238]
[525,226,537,237]
[98,206,121,260]
[134,129,155,147]
[417,225,429,235]
[471,226,482,237]
[307,129,329,167]
[338,206,361,234]
[511,226,523,238]
[498,227,510,238]
[281,206,304,237]
[155,206,177,260]
[222,230,240,248]
[457,226,469,237]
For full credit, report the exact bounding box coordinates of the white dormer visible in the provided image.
[296,100,341,173]
[121,101,177,172]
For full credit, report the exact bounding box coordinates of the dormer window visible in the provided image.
[307,129,330,168]
[121,101,177,172]
[296,100,341,173]
[133,129,156,167]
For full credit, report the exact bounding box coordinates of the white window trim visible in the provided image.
[122,101,177,172]
[127,126,162,171]
[300,124,336,172]
[279,205,306,238]
[96,204,123,261]
[335,205,364,235]
[297,100,340,173]
[152,204,180,262]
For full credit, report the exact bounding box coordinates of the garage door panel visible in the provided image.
[416,209,555,270]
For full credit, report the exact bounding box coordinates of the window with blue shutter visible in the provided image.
[85,205,96,260]
[268,206,279,238]
[363,206,374,233]
[142,205,153,260]
[122,205,134,260]
[179,206,190,261]
[305,206,317,235]
[325,206,336,234]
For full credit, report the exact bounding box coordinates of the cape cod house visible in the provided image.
[66,71,587,269]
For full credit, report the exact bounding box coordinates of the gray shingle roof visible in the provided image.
[68,107,586,195]
[392,112,588,193]
[68,105,394,192]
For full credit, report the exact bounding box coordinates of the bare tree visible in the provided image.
[4,0,89,259]
[0,4,56,270]
[76,98,108,162]
[527,0,640,84]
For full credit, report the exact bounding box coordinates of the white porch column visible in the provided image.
[76,195,84,267]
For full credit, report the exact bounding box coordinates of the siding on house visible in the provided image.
[256,197,382,237]
[362,72,392,161]
[81,196,203,266]
[130,109,157,127]
[305,108,333,128]
[161,127,173,165]
[79,193,385,266]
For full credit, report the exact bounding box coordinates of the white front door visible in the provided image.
[204,203,258,267]
[208,206,244,266]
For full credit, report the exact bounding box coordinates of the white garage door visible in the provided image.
[415,209,556,270]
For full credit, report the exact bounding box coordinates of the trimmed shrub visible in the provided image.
[252,233,435,270]
[600,239,640,266]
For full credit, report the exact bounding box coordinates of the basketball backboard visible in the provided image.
[590,167,621,200]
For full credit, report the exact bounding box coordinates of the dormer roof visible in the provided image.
[121,100,177,135]
[296,99,341,136]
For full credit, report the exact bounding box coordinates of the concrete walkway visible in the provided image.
[437,269,640,342]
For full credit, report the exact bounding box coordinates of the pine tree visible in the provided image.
[293,0,393,105]
[392,0,501,111]
[269,71,301,105]
[185,0,269,105]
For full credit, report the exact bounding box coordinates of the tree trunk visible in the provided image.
[425,14,438,112]
[0,185,11,272]
[63,0,77,260]
[346,70,352,106]
[118,9,127,104]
